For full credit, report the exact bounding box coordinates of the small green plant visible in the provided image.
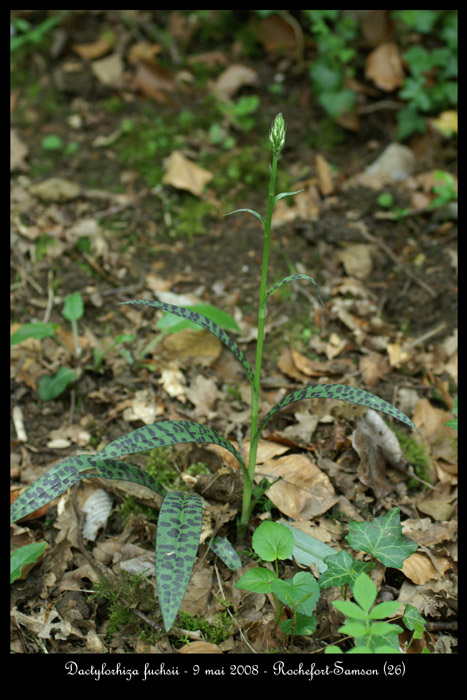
[429,170,458,211]
[11,115,417,633]
[320,508,424,653]
[377,192,411,220]
[445,395,457,430]
[305,10,358,119]
[392,11,458,140]
[236,521,320,641]
[10,542,48,584]
[90,571,160,644]
[10,12,64,54]
[217,95,260,132]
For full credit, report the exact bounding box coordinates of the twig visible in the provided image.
[358,227,438,298]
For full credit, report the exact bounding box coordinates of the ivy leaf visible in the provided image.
[92,420,246,477]
[319,551,370,589]
[254,383,417,439]
[345,508,418,569]
[10,455,167,524]
[155,491,203,631]
[120,299,254,387]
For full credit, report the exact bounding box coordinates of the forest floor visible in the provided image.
[11,11,457,656]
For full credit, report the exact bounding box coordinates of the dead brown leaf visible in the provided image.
[401,552,452,585]
[163,150,213,196]
[256,453,338,520]
[212,64,258,100]
[72,34,114,60]
[253,14,299,55]
[11,129,29,172]
[91,53,124,87]
[161,329,221,367]
[132,58,175,101]
[361,10,395,45]
[359,351,390,386]
[178,641,223,653]
[316,154,334,196]
[365,42,404,91]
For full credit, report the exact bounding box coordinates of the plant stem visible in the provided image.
[238,153,278,536]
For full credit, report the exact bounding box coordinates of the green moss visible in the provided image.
[174,610,233,647]
[392,426,432,486]
[117,495,159,525]
[90,571,160,644]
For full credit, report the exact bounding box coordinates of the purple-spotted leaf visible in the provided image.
[264,274,324,307]
[209,535,242,571]
[155,491,203,631]
[92,420,247,475]
[255,383,416,439]
[10,455,167,524]
[119,299,254,387]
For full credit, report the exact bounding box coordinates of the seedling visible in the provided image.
[11,115,417,632]
[235,521,320,640]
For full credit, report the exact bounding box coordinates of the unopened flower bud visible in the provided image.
[269,113,286,155]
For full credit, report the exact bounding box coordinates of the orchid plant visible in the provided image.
[11,114,416,632]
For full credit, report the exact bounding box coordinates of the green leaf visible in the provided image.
[352,572,377,614]
[156,491,203,631]
[252,521,294,561]
[263,274,324,307]
[62,292,84,322]
[119,299,254,387]
[38,367,76,401]
[370,600,401,620]
[42,134,63,151]
[224,208,265,225]
[272,572,320,616]
[10,322,57,345]
[280,612,317,636]
[333,599,367,620]
[319,550,370,589]
[235,566,277,593]
[273,189,304,205]
[284,523,337,573]
[10,542,48,583]
[255,384,417,439]
[10,455,167,524]
[156,304,240,334]
[92,420,247,476]
[209,535,242,571]
[403,604,427,638]
[345,508,418,568]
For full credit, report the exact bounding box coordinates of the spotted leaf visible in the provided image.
[209,535,242,571]
[92,420,247,476]
[156,491,203,631]
[263,274,324,307]
[10,455,167,524]
[255,383,416,439]
[119,299,254,387]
